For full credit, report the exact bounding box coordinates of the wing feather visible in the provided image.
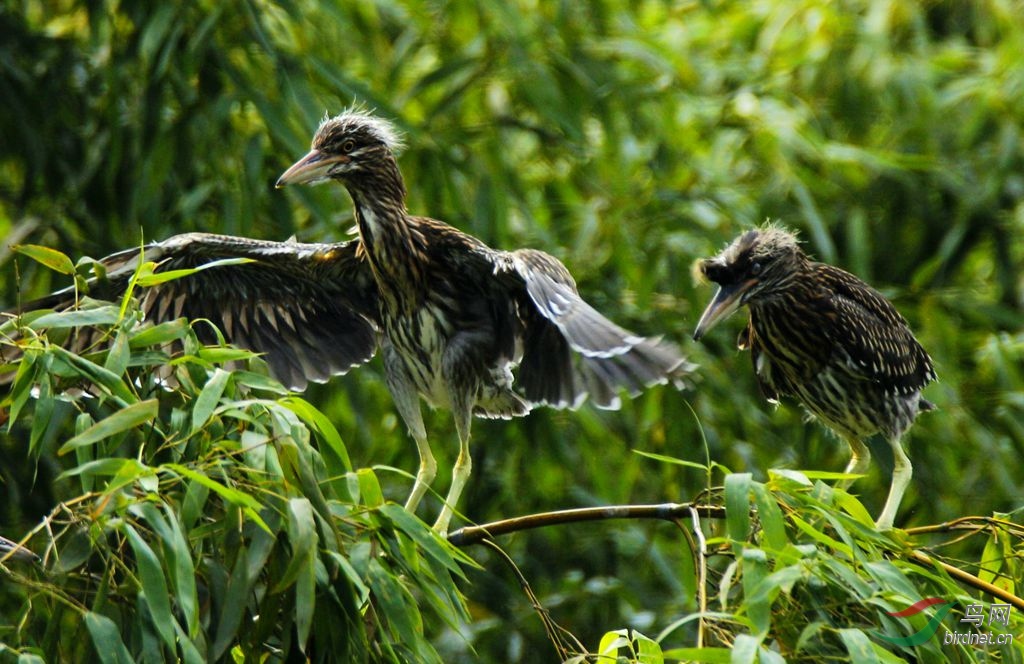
[817,264,935,395]
[13,232,380,390]
[491,247,691,410]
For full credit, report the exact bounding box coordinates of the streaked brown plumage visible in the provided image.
[693,226,935,530]
[10,110,690,533]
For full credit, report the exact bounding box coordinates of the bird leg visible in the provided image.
[433,408,472,534]
[384,346,436,514]
[404,427,437,514]
[839,437,872,490]
[435,333,486,534]
[875,438,912,530]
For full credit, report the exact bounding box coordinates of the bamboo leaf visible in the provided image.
[838,628,878,664]
[282,396,352,472]
[191,368,231,434]
[14,244,75,275]
[161,464,271,534]
[276,498,317,592]
[380,503,471,578]
[123,523,177,652]
[135,257,256,287]
[84,612,135,664]
[724,473,752,546]
[59,399,158,454]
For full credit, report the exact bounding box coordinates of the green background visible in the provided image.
[1,1,1022,661]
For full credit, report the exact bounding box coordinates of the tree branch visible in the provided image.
[908,549,1024,611]
[448,502,725,547]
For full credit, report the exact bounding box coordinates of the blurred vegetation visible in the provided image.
[1,0,1022,661]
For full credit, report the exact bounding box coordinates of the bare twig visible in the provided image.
[480,539,586,660]
[447,502,725,547]
[905,515,1024,539]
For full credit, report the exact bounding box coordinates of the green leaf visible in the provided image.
[791,516,854,558]
[191,368,231,434]
[160,503,199,638]
[276,498,317,591]
[367,558,420,644]
[758,645,786,664]
[211,544,259,660]
[27,306,122,329]
[598,629,630,655]
[633,450,710,471]
[730,633,761,664]
[295,546,316,652]
[59,399,158,454]
[161,464,271,534]
[49,346,138,404]
[123,523,177,652]
[358,469,384,508]
[659,647,731,663]
[197,347,258,363]
[14,244,75,274]
[104,330,130,377]
[57,457,150,480]
[7,351,39,429]
[83,612,135,664]
[634,631,664,664]
[282,396,352,472]
[751,482,787,552]
[724,473,752,546]
[741,550,771,635]
[380,503,471,578]
[129,319,191,347]
[135,257,256,287]
[677,521,697,606]
[838,628,878,664]
[978,530,1004,586]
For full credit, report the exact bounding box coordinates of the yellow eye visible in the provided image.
[341,140,356,153]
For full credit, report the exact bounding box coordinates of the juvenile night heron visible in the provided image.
[693,226,935,530]
[12,110,689,533]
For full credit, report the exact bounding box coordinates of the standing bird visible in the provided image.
[11,110,689,533]
[692,226,935,530]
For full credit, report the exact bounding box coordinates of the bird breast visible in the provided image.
[386,304,455,408]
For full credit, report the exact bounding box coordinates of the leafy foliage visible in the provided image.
[1,279,469,662]
[1,0,1022,662]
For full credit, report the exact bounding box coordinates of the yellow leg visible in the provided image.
[433,391,474,534]
[404,430,437,513]
[433,437,471,535]
[839,437,872,490]
[384,345,436,515]
[875,439,912,530]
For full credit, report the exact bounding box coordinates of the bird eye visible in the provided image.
[750,262,763,276]
[341,140,356,153]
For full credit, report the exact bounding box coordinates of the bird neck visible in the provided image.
[342,159,427,297]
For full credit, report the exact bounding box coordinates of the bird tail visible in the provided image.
[473,389,531,420]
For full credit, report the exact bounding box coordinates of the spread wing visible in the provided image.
[492,248,691,410]
[13,232,380,390]
[817,263,935,397]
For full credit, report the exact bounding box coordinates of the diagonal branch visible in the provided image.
[908,549,1024,612]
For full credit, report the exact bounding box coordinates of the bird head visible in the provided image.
[693,226,803,340]
[276,109,405,187]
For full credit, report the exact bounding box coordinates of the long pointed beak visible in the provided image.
[693,280,755,341]
[275,149,346,188]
